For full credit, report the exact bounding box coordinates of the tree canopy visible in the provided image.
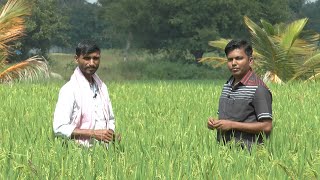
[98,0,301,60]
[1,0,318,63]
[301,0,320,33]
[57,0,110,49]
[201,16,320,83]
[15,0,69,60]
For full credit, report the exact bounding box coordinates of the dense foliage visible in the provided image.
[98,0,308,60]
[301,0,320,33]
[201,16,320,82]
[12,0,69,60]
[2,0,319,62]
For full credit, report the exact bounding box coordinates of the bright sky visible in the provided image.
[86,0,97,3]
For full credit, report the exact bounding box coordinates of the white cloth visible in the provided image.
[53,68,115,146]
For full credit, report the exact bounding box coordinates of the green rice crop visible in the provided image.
[0,80,319,179]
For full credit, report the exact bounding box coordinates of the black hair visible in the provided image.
[75,40,100,56]
[224,39,253,57]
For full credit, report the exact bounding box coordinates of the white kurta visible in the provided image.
[53,81,116,145]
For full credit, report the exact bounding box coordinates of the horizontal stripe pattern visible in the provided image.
[257,113,272,120]
[221,85,257,100]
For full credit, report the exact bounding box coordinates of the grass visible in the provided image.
[0,80,320,179]
[48,49,229,81]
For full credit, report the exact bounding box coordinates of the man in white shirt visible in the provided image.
[53,40,116,147]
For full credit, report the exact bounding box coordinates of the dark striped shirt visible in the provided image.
[217,70,272,146]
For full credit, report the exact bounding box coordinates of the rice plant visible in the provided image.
[0,80,319,179]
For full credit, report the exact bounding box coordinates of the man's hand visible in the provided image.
[208,117,234,131]
[207,117,217,130]
[93,129,114,143]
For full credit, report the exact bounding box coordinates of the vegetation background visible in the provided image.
[2,0,320,81]
[1,0,320,179]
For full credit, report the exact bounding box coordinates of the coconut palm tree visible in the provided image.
[0,0,48,84]
[201,16,320,83]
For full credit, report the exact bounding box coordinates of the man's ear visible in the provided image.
[249,56,254,66]
[74,55,79,63]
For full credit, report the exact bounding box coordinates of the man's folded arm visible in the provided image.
[230,119,272,134]
[53,84,76,138]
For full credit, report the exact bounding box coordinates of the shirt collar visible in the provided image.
[226,70,254,86]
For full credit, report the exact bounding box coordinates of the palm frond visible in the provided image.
[199,56,227,68]
[280,18,308,51]
[273,23,286,35]
[0,56,49,84]
[244,16,289,77]
[290,38,317,56]
[0,0,31,56]
[0,49,7,67]
[300,30,320,46]
[199,39,230,67]
[290,53,320,81]
[208,39,230,50]
[245,16,305,81]
[244,16,278,65]
[260,19,275,35]
[303,52,320,67]
[0,0,49,84]
[0,0,31,23]
[306,69,320,81]
[203,16,320,83]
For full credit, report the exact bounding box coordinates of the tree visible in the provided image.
[301,0,320,33]
[57,0,110,49]
[0,0,48,84]
[98,0,295,62]
[201,16,320,83]
[288,0,306,16]
[15,0,69,60]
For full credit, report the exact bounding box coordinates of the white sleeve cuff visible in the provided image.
[53,124,77,138]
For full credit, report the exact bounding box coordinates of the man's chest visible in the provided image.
[218,85,257,121]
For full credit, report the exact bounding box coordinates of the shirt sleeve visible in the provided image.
[107,101,116,132]
[53,84,77,138]
[252,86,273,121]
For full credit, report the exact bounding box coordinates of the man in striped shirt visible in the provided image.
[207,39,272,149]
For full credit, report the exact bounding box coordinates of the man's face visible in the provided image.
[226,48,253,81]
[75,51,100,78]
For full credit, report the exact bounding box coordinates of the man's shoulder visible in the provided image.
[256,85,272,96]
[244,83,271,96]
[59,81,74,95]
[244,72,269,88]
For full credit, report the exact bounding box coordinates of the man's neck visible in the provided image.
[84,75,94,84]
[232,77,241,87]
